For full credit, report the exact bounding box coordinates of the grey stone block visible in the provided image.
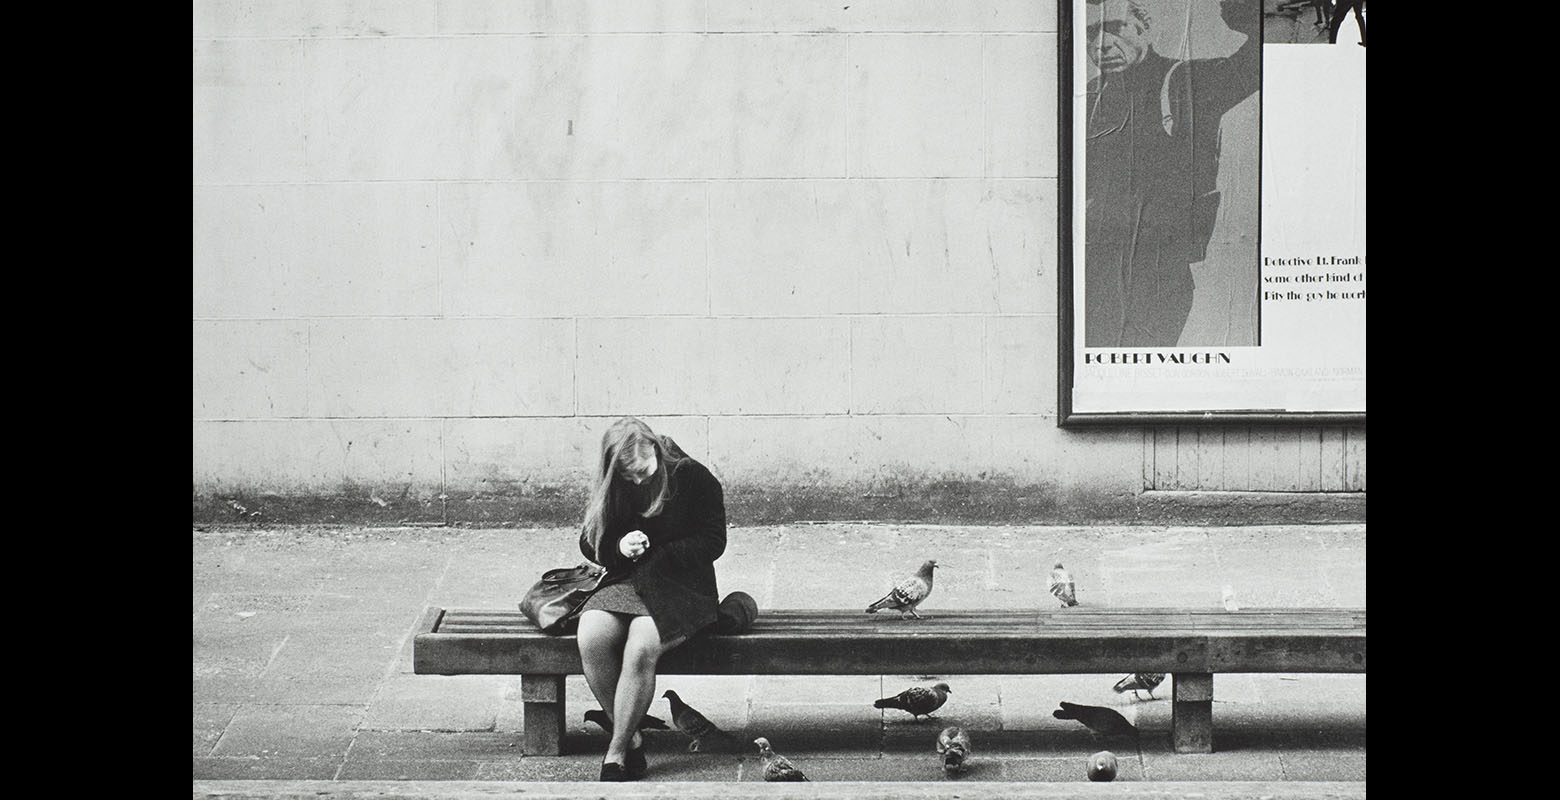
[362,675,507,731]
[337,759,482,780]
[1142,750,1287,781]
[1280,751,1367,780]
[210,705,364,759]
[347,731,522,761]
[192,757,340,780]
[193,703,238,757]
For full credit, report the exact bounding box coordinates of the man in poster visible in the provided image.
[1083,0,1260,347]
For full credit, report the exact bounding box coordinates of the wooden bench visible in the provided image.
[413,606,1366,756]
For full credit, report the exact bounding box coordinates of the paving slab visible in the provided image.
[212,705,364,759]
[193,757,342,781]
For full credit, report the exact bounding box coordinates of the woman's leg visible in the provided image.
[576,610,630,757]
[605,615,664,764]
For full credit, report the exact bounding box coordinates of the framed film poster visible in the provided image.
[1059,0,1365,425]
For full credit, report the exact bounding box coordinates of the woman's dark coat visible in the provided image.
[579,448,727,644]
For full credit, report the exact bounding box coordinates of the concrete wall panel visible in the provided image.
[193,39,311,184]
[708,181,861,317]
[984,33,1057,178]
[285,35,846,181]
[850,316,985,414]
[435,0,707,34]
[193,419,444,493]
[983,315,1053,416]
[192,0,437,38]
[194,321,312,419]
[847,35,985,178]
[193,184,439,318]
[852,180,1051,314]
[708,1,1052,33]
[438,181,709,317]
[577,318,852,416]
[304,318,575,417]
[711,414,1142,489]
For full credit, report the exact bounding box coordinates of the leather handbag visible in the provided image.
[518,562,607,634]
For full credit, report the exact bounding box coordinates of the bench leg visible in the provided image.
[521,674,566,756]
[1171,672,1213,753]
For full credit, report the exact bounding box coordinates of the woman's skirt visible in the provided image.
[580,579,650,617]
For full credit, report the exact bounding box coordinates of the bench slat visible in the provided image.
[414,607,1364,676]
[432,608,1364,634]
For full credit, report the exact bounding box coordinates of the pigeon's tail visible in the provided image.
[873,697,906,710]
[865,593,897,613]
[1111,675,1136,693]
[942,745,968,774]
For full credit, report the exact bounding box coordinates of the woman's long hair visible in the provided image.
[581,417,687,558]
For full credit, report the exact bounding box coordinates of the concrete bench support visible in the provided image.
[521,674,566,756]
[1172,672,1214,753]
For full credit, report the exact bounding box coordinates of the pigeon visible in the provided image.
[583,708,670,736]
[1053,701,1137,738]
[866,559,938,619]
[1112,673,1166,700]
[875,681,951,720]
[936,726,972,776]
[662,689,738,753]
[1048,563,1079,607]
[1088,750,1119,782]
[753,736,810,782]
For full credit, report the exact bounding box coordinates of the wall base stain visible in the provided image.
[193,481,1364,528]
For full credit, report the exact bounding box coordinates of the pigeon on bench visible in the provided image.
[866,559,939,619]
[1048,563,1079,607]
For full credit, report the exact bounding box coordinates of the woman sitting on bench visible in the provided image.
[575,417,728,782]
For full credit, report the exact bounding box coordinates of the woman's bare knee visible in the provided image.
[577,611,628,658]
[622,618,663,672]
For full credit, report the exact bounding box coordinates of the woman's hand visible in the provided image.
[619,530,650,560]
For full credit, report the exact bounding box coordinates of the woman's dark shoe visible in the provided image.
[626,735,648,779]
[599,761,629,782]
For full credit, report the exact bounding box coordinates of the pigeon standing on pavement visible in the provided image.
[1048,563,1079,607]
[1053,701,1138,738]
[936,725,973,776]
[583,708,670,736]
[865,559,939,619]
[1112,673,1166,700]
[662,690,738,753]
[754,737,810,782]
[875,681,952,720]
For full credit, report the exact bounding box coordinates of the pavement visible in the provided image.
[193,522,1366,798]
